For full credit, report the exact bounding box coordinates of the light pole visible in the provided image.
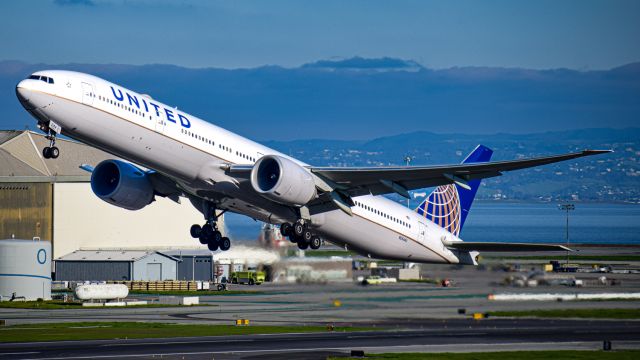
[404,156,412,208]
[558,203,575,264]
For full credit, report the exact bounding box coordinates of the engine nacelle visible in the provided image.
[90,159,154,211]
[250,155,316,206]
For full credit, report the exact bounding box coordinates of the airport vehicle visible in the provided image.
[231,271,265,285]
[362,275,397,285]
[15,71,610,264]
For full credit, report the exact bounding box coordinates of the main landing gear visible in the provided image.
[190,205,231,252]
[280,220,322,250]
[42,130,59,159]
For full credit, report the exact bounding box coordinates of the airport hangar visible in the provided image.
[0,130,219,277]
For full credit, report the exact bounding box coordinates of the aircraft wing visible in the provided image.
[446,242,573,252]
[309,149,611,198]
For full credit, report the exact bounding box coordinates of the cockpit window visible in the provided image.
[28,74,54,84]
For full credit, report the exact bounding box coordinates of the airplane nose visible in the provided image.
[16,80,34,109]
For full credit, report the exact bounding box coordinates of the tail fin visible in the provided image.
[415,145,493,236]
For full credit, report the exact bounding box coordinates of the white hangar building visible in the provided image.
[0,130,219,260]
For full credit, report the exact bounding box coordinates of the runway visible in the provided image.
[1,318,639,360]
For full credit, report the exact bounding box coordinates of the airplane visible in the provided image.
[15,70,610,264]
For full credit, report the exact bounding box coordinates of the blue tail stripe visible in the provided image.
[456,145,493,230]
[415,144,493,236]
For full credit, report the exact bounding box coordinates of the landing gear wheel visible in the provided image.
[199,224,214,244]
[50,146,59,159]
[297,240,309,250]
[212,230,223,244]
[190,224,202,238]
[219,237,231,251]
[42,147,51,159]
[309,236,322,250]
[288,234,298,243]
[293,222,305,237]
[280,223,293,237]
[303,229,313,243]
[207,241,219,251]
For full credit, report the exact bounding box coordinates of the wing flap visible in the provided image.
[310,149,611,195]
[446,242,573,252]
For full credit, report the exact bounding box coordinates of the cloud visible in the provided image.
[53,0,95,6]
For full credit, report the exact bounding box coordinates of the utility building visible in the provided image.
[55,250,179,281]
[164,250,214,281]
[0,130,219,260]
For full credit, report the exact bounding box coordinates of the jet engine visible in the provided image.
[90,159,154,210]
[250,155,316,206]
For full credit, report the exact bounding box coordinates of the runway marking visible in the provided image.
[0,352,40,356]
[101,339,255,347]
[18,341,640,360]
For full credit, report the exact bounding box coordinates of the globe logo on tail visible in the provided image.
[416,184,462,236]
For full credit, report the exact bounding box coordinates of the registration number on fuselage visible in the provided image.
[398,235,408,242]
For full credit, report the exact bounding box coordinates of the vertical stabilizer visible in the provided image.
[415,145,493,236]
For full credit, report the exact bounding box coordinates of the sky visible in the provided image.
[0,0,639,70]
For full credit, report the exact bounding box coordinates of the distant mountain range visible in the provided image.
[1,58,639,140]
[1,58,638,202]
[262,128,640,203]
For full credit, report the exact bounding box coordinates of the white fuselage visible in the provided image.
[16,70,464,264]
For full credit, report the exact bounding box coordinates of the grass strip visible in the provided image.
[0,322,369,343]
[489,308,640,319]
[0,301,205,309]
[329,350,640,360]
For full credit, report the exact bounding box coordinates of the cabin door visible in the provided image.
[81,82,94,105]
[417,222,427,243]
[154,109,165,133]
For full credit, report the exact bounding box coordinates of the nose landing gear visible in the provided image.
[41,121,61,159]
[190,205,231,251]
[280,220,322,250]
[42,131,59,159]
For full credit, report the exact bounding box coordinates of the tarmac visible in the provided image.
[1,246,640,358]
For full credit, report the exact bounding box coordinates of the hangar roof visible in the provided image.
[55,250,179,262]
[0,130,117,182]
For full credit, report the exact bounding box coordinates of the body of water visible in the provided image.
[224,202,640,245]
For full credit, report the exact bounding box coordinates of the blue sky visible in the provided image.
[0,0,638,69]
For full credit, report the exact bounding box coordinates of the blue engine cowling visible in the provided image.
[90,159,154,210]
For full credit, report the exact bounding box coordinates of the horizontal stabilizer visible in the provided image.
[446,242,572,252]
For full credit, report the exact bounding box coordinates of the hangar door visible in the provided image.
[146,263,162,281]
[0,183,52,241]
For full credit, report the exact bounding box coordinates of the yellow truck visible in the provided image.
[230,271,265,285]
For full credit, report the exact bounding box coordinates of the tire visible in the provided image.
[310,236,322,250]
[212,230,223,244]
[42,147,51,159]
[50,146,59,159]
[293,222,305,237]
[190,224,202,238]
[297,241,309,250]
[249,279,255,286]
[200,224,213,244]
[232,278,238,284]
[288,234,299,243]
[219,237,231,251]
[303,229,313,242]
[207,241,219,251]
[280,223,292,237]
